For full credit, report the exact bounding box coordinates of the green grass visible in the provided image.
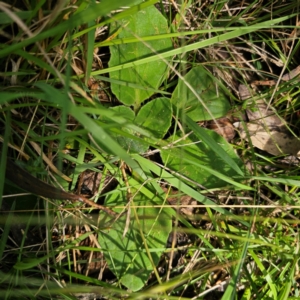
[1,0,300,299]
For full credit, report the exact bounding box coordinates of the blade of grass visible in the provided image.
[278,254,298,300]
[251,176,300,187]
[93,15,296,75]
[0,201,15,260]
[71,0,159,41]
[133,154,250,227]
[0,111,11,208]
[0,0,146,58]
[36,82,147,180]
[85,19,96,83]
[248,249,278,298]
[185,114,244,176]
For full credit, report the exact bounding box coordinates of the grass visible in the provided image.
[1,0,300,299]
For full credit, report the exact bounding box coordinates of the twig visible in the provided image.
[5,159,117,217]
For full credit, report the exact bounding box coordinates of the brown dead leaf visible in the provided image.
[206,117,236,141]
[238,84,300,156]
[246,101,283,128]
[239,123,300,156]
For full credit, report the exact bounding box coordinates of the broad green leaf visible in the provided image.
[171,66,230,121]
[185,115,243,175]
[161,129,244,188]
[99,188,171,291]
[102,106,148,153]
[126,0,144,4]
[109,5,173,108]
[101,98,172,153]
[134,97,172,139]
[95,16,295,76]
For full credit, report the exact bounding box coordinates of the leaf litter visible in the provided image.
[237,75,300,156]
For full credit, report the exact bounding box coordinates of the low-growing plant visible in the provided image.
[1,0,300,299]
